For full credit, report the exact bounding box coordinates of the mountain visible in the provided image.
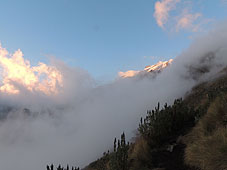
[118,59,173,78]
[144,59,173,72]
[82,68,227,170]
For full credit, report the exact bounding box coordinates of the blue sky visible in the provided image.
[0,0,226,81]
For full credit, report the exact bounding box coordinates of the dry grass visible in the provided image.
[128,137,152,170]
[184,95,227,170]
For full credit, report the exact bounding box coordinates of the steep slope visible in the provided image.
[83,70,227,170]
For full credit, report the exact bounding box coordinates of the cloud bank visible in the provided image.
[0,23,227,170]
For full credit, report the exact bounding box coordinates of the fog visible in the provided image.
[0,23,227,170]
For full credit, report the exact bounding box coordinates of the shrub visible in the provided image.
[138,99,196,147]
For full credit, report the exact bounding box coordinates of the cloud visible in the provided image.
[0,23,227,170]
[0,46,63,95]
[221,0,227,4]
[153,0,210,32]
[154,0,180,28]
[176,9,202,32]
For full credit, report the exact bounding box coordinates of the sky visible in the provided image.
[0,0,226,82]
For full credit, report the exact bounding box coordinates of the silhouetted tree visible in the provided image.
[110,132,129,170]
[46,164,79,170]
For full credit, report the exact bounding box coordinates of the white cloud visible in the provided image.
[154,0,180,28]
[176,9,202,32]
[153,0,210,33]
[221,0,227,4]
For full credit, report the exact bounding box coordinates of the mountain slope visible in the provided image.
[83,69,227,170]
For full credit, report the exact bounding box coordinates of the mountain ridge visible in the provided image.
[118,59,173,78]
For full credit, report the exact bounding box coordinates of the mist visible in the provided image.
[0,23,227,170]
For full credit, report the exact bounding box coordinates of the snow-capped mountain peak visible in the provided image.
[118,59,173,78]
